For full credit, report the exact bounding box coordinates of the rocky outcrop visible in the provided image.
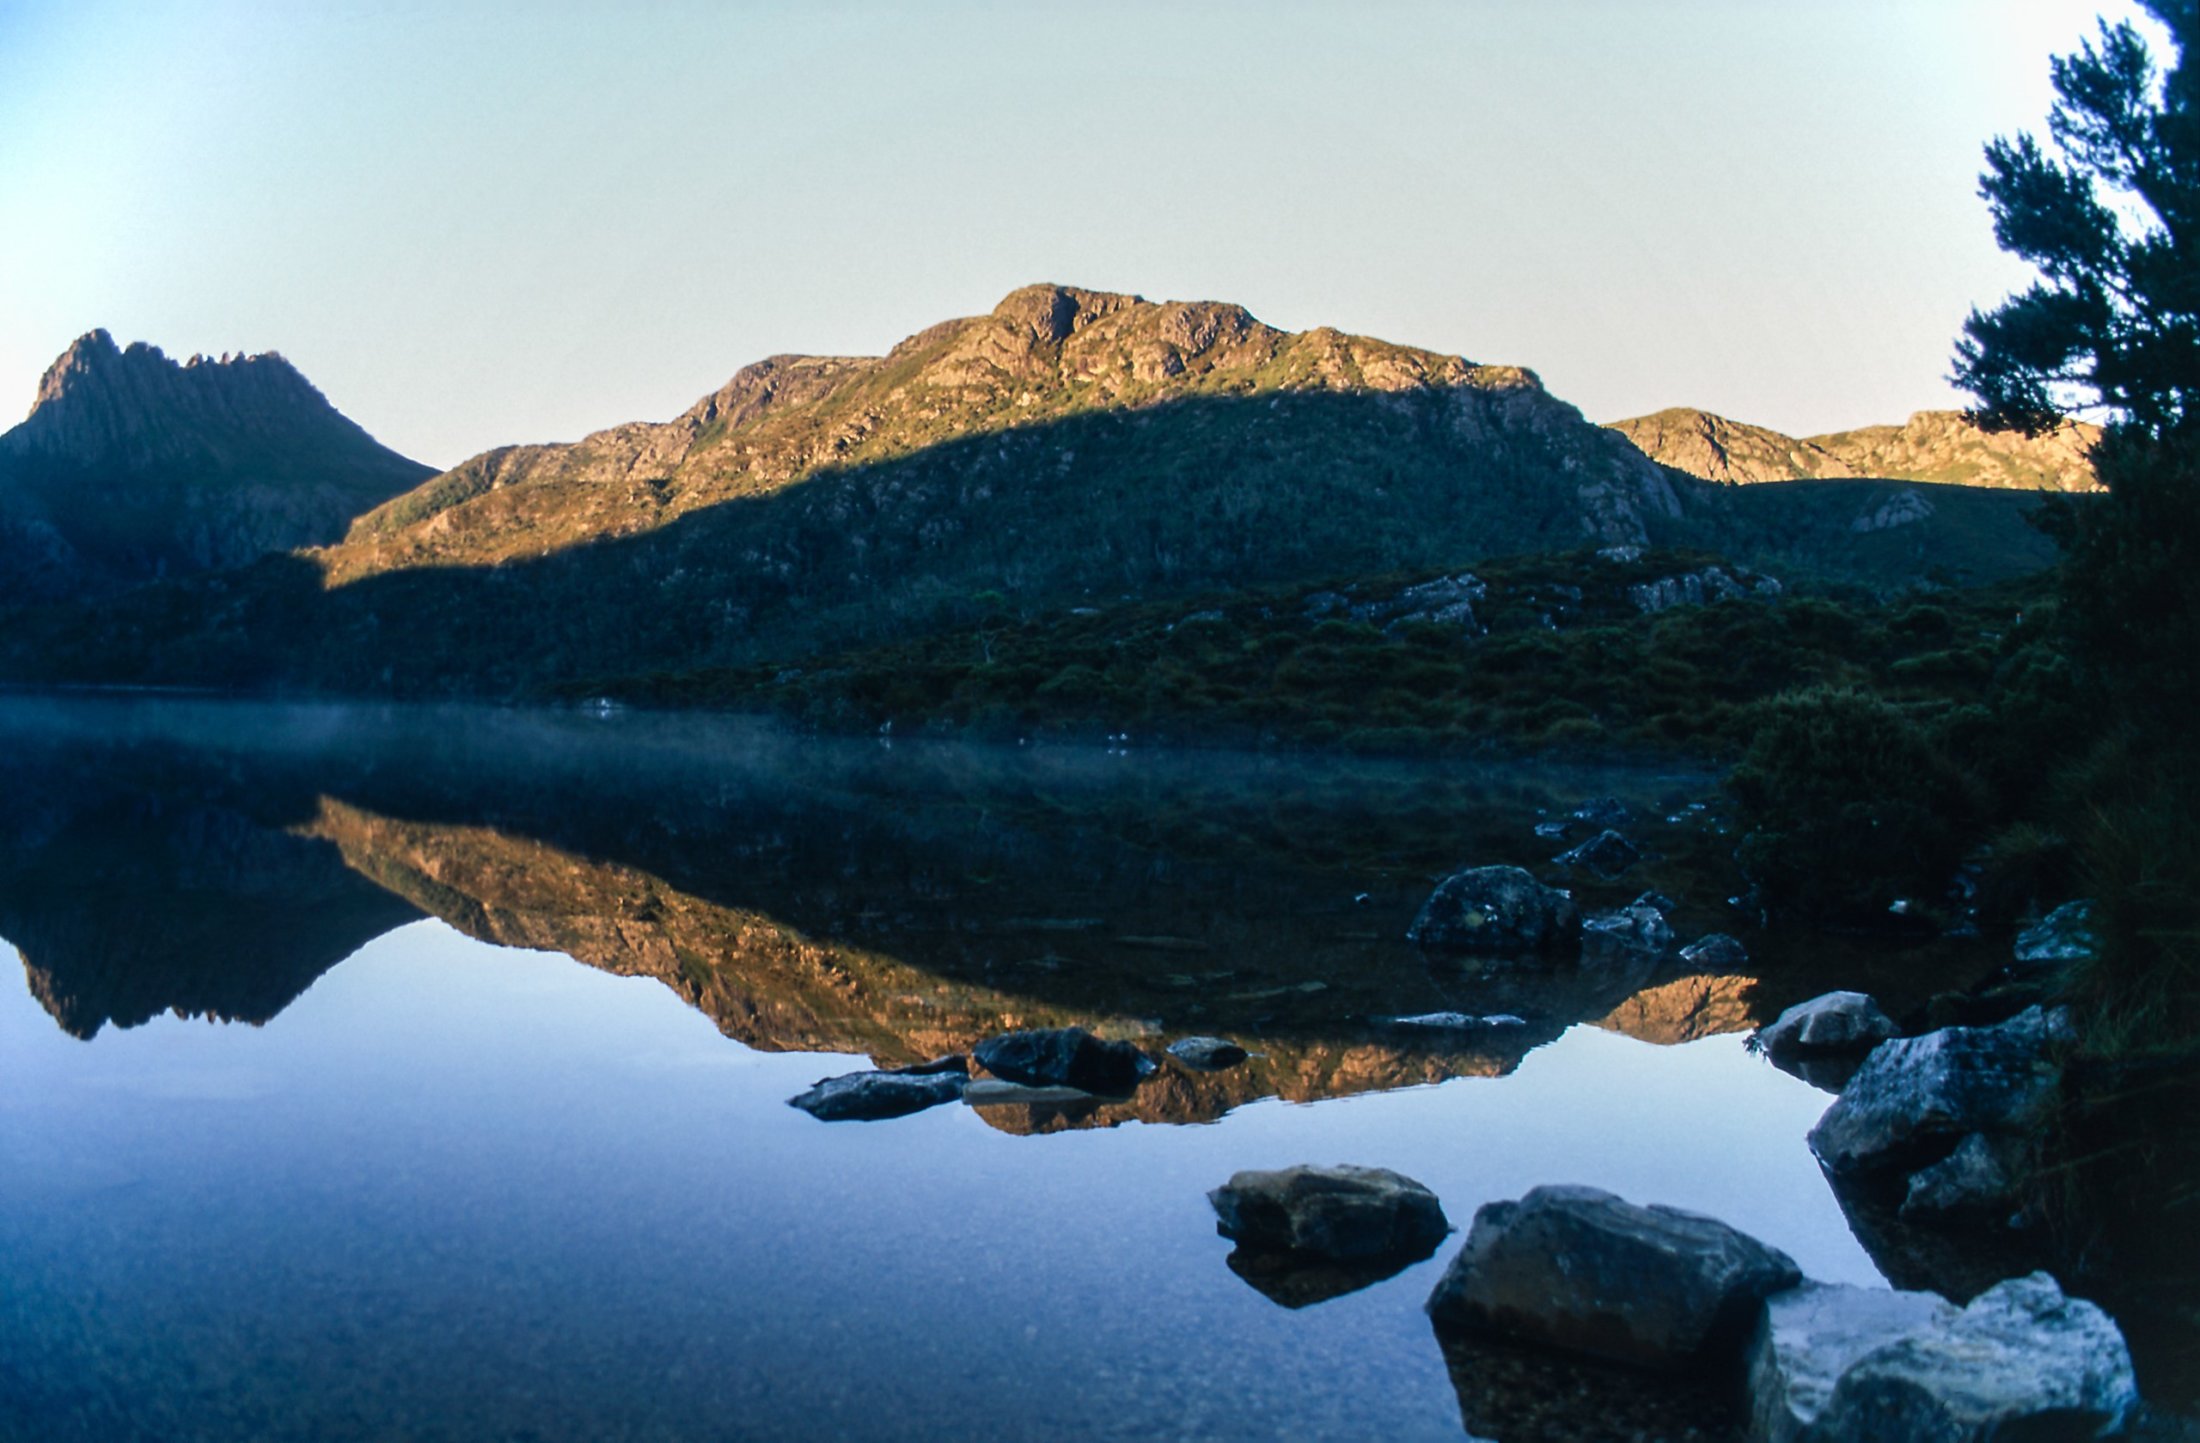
[1209,1164,1450,1263]
[1804,1272,2138,1442]
[1425,1184,1802,1371]
[1808,1006,2071,1175]
[1628,563,1782,614]
[1610,406,2102,493]
[0,330,432,600]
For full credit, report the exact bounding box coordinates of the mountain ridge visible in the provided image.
[1608,405,2100,492]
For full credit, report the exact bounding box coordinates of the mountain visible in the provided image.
[0,288,2080,695]
[0,330,434,602]
[1608,406,2101,491]
[327,283,1681,586]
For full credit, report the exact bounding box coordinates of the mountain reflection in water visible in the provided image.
[0,697,1972,1130]
[1,697,2024,1443]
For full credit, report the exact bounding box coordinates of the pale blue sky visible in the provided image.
[0,1,2151,468]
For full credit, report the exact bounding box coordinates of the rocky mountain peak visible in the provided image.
[6,330,353,474]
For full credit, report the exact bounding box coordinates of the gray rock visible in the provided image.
[1407,865,1581,954]
[2015,900,2100,967]
[1425,1184,1802,1371]
[1901,1132,2021,1220]
[787,1066,967,1122]
[1167,1035,1249,1071]
[1632,889,1681,915]
[1582,902,1676,958]
[1680,932,1751,969]
[961,1079,1103,1108]
[1374,1011,1528,1033]
[1556,828,1642,879]
[1755,992,1899,1063]
[973,1026,1156,1095]
[1808,1006,2072,1175]
[1209,1164,1450,1262]
[1810,1272,2138,1442]
[1745,1281,1958,1443]
[1533,819,1571,840]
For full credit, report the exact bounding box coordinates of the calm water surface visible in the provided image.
[0,698,1988,1442]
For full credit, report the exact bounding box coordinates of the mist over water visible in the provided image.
[0,698,1973,1441]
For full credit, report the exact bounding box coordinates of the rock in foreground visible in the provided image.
[1408,865,1580,954]
[1209,1164,1450,1263]
[1809,1272,2138,1442]
[1754,992,1899,1063]
[1745,1281,1959,1443]
[1808,1006,2070,1175]
[1167,1036,1249,1071]
[1425,1184,1801,1371]
[974,1027,1156,1095]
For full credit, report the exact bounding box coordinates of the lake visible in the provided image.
[0,697,2007,1441]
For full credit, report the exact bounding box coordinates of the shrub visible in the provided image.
[1728,687,1982,925]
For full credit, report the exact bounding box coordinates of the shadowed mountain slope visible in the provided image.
[0,331,434,603]
[1610,406,2101,491]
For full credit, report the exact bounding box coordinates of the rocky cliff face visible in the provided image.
[329,283,1681,583]
[0,331,433,601]
[1609,406,2101,492]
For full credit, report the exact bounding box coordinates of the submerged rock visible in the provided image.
[1745,1280,1959,1443]
[1808,1006,2071,1175]
[1375,1011,1528,1033]
[1679,932,1750,970]
[1425,1184,1801,1371]
[1407,865,1580,954]
[1571,797,1635,829]
[787,1065,968,1122]
[1755,992,1899,1063]
[973,1026,1156,1095]
[1632,889,1681,915]
[2014,900,2100,967]
[1810,1272,2138,1442]
[1166,1036,1249,1071]
[1555,828,1642,879]
[1224,1246,1430,1310]
[1209,1164,1450,1263]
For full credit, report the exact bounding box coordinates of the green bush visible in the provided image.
[1728,687,1982,925]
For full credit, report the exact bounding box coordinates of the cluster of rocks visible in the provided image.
[1303,571,1487,635]
[1628,564,1783,615]
[788,1024,1253,1123]
[1405,858,1747,976]
[1207,1166,2140,1440]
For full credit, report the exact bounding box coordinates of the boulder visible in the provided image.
[1809,1272,2138,1442]
[1556,828,1642,879]
[1407,865,1580,954]
[2014,900,2100,967]
[1581,902,1675,958]
[1900,1132,2021,1221]
[1745,1281,1958,1443]
[973,1027,1156,1095]
[1808,1006,2071,1175]
[1425,1184,1802,1371]
[1755,992,1898,1063]
[787,1065,967,1121]
[1209,1164,1450,1263]
[1680,932,1750,970]
[1167,1035,1249,1071]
